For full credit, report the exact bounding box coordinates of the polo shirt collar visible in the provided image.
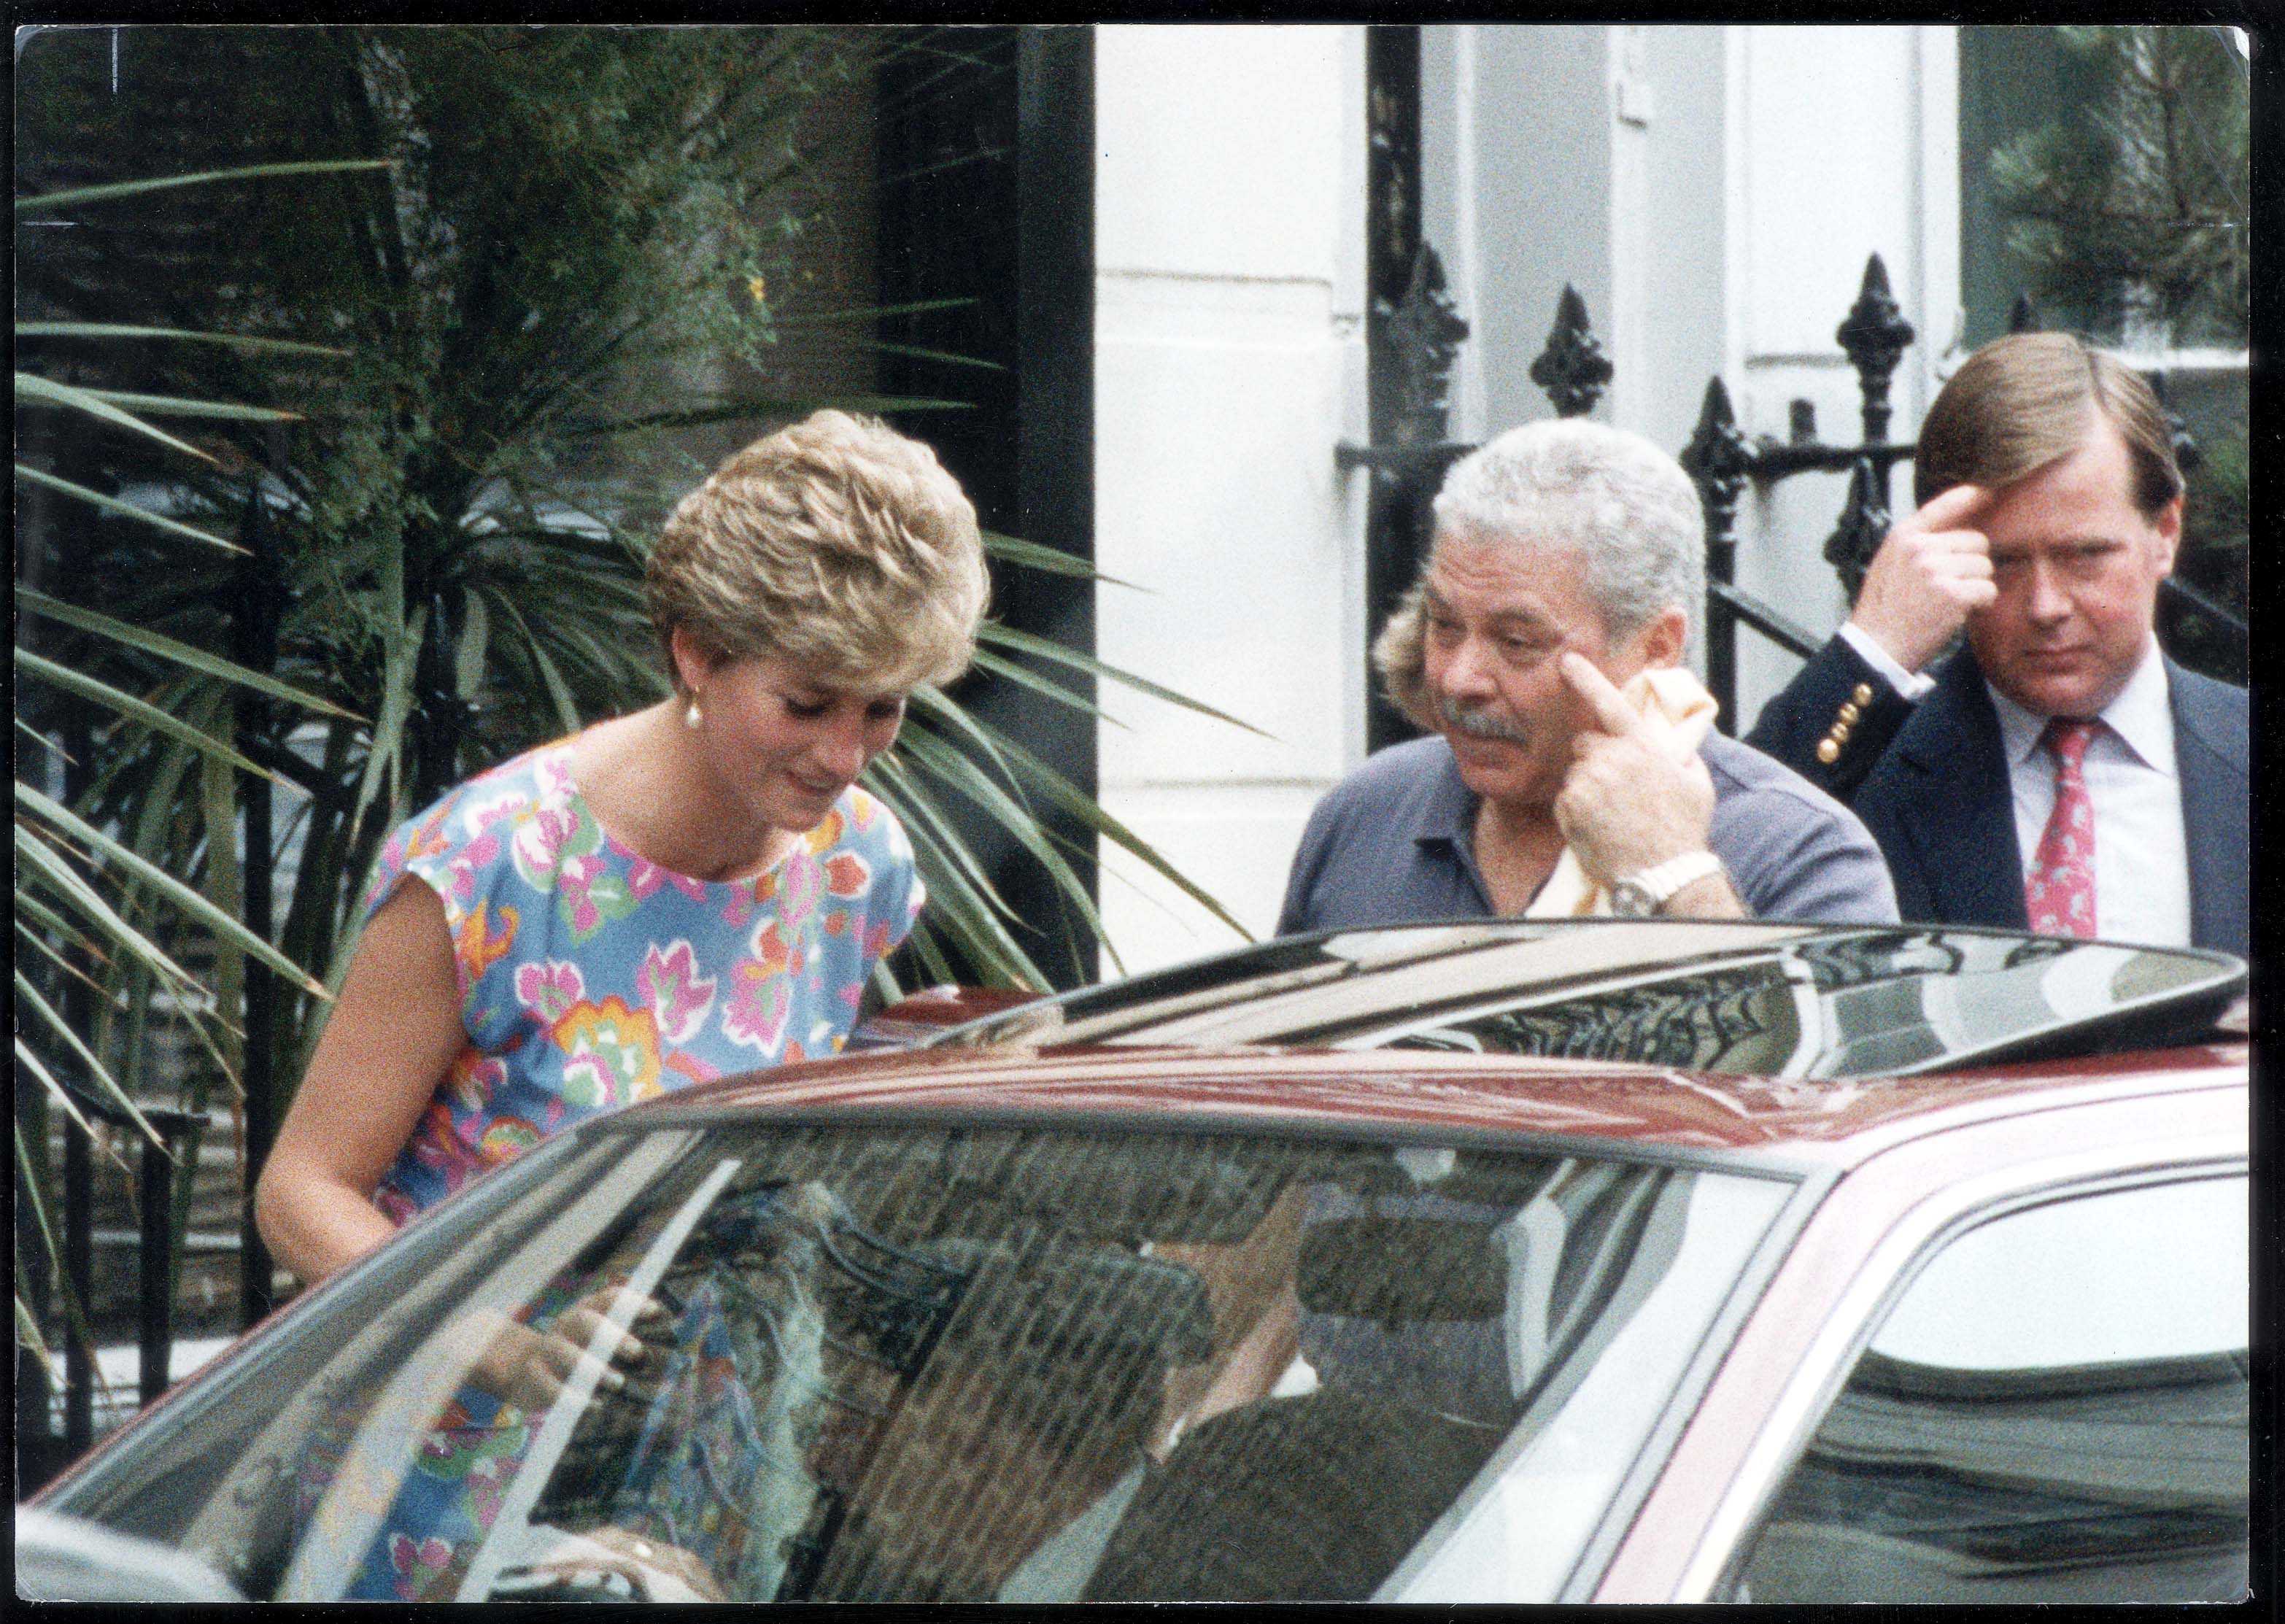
[1412,741,1479,848]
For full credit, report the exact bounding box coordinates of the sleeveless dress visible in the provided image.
[359,735,924,1221]
[306,735,923,1601]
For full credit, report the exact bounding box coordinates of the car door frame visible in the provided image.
[1585,1075,2246,1603]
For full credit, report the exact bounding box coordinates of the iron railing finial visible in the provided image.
[1823,458,1894,603]
[1529,285,1613,419]
[1380,243,1469,448]
[1679,375,1752,546]
[1836,254,1915,446]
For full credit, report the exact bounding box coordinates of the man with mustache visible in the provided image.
[1278,419,1897,934]
[1745,332,2246,954]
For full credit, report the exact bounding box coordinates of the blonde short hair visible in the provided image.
[1374,418,1704,731]
[647,410,990,694]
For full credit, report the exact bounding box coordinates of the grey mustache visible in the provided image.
[1437,696,1531,746]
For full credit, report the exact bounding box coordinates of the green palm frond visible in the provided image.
[16,649,276,781]
[16,590,363,719]
[14,465,241,551]
[981,623,1275,739]
[18,322,352,357]
[19,157,392,212]
[18,784,326,997]
[15,38,1260,1393]
[981,530,1142,590]
[15,373,220,463]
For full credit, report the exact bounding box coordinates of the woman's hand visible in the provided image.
[462,1285,669,1414]
[465,1315,621,1415]
[506,1523,729,1603]
[573,1526,727,1602]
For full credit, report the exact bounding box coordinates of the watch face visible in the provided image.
[1609,881,1656,918]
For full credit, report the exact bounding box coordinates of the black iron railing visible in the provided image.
[1343,247,2246,743]
[18,1079,203,1492]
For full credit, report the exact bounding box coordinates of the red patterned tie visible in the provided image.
[2025,719,2099,937]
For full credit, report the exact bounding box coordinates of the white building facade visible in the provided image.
[1091,23,1969,976]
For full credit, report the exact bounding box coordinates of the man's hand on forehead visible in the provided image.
[1849,483,1998,674]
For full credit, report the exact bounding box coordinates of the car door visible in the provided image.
[1588,1080,2246,1602]
[1715,1168,2248,1602]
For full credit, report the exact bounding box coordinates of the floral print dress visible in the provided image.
[312,736,921,1600]
[363,735,923,1221]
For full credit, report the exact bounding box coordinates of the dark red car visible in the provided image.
[21,921,2249,1604]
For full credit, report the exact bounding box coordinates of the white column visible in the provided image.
[1092,25,1367,977]
[1422,28,1729,468]
[1627,26,1732,459]
[1420,26,1730,626]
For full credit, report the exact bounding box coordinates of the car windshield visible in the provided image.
[929,921,2243,1077]
[47,1117,1790,1603]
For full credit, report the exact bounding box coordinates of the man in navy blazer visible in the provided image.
[1747,333,2247,957]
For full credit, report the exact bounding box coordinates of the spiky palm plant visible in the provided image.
[15,27,1256,1388]
[15,160,393,1381]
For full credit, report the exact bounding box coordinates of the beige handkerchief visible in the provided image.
[1523,665,1720,918]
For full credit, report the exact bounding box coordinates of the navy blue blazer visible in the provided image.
[1747,637,2248,957]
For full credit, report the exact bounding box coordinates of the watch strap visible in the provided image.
[1617,849,1725,910]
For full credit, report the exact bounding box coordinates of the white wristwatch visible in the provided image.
[1609,851,1726,917]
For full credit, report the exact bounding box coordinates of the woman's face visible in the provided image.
[683,641,907,835]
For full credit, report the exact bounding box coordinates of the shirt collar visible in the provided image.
[1985,635,2176,777]
[1412,741,1480,847]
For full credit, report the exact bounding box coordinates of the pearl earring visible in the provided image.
[684,697,703,730]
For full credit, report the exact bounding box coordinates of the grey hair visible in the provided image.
[1375,417,1705,730]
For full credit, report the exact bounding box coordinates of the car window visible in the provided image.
[1724,1175,2248,1604]
[50,1122,1790,1604]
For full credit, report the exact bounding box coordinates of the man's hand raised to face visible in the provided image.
[1553,653,1718,888]
[1849,484,1998,674]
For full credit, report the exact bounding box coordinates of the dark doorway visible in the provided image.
[875,26,1099,989]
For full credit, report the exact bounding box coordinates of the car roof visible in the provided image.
[630,1037,2247,1174]
[908,921,2245,1080]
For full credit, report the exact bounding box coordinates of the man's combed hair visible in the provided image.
[647,410,991,694]
[1375,418,1705,730]
[1914,331,2183,518]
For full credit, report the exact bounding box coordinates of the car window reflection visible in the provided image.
[227,1128,1789,1603]
[945,924,2241,1081]
[1727,1176,2249,1605]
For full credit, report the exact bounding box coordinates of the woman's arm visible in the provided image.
[254,879,469,1287]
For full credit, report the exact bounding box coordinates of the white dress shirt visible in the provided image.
[1983,638,2192,948]
[1839,621,1937,701]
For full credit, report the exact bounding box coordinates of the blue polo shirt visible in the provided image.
[1276,735,1898,935]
